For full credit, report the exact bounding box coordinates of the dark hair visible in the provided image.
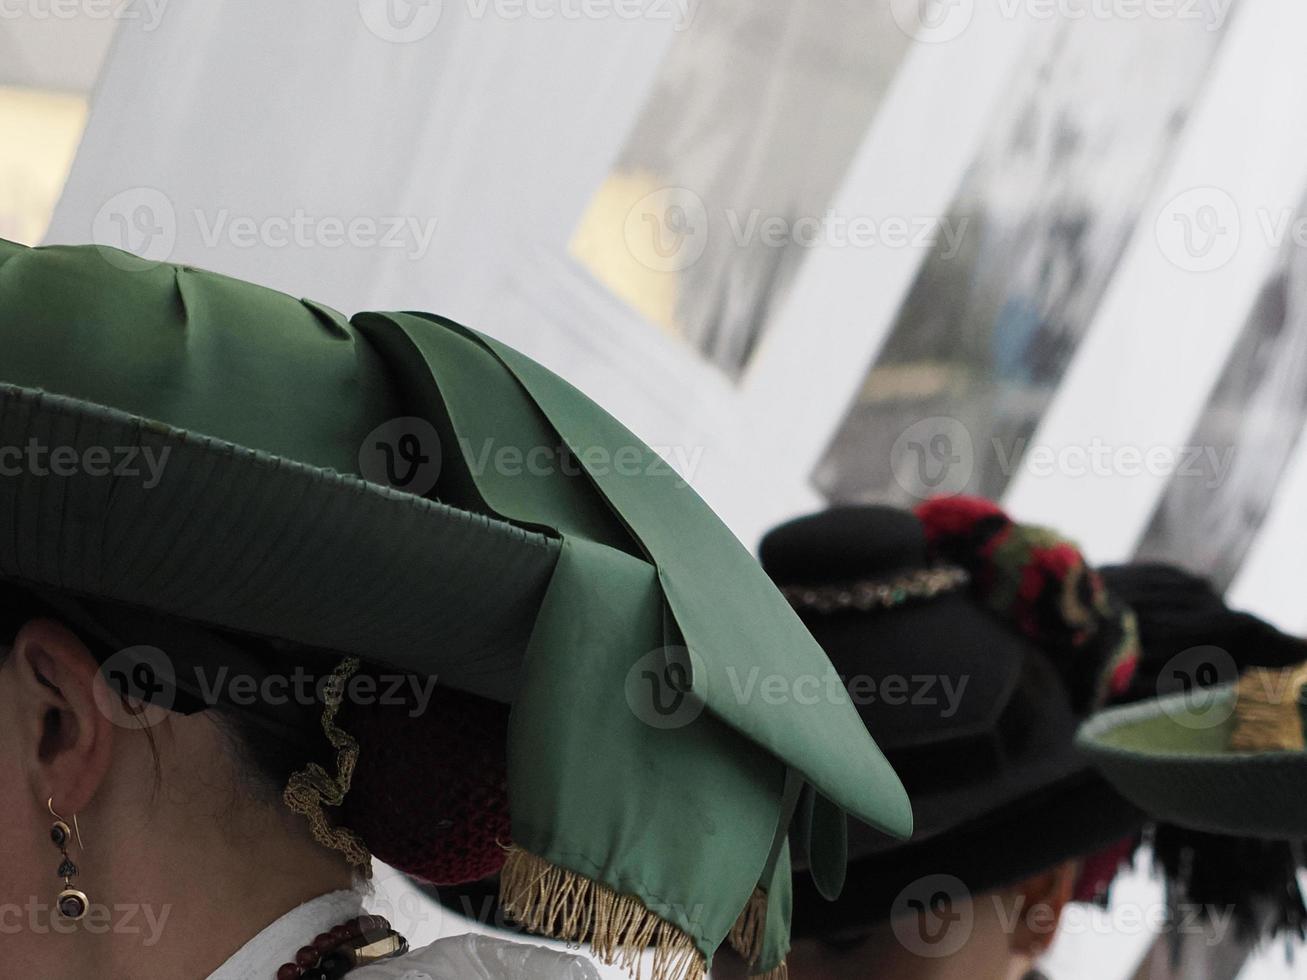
[0,579,333,808]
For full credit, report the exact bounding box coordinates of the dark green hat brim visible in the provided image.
[1076,685,1307,839]
[0,384,557,701]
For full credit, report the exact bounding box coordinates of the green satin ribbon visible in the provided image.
[355,311,912,967]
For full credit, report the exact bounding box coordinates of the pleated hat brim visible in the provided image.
[0,384,558,702]
[1076,684,1307,840]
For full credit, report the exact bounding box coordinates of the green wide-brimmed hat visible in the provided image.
[0,238,911,979]
[1089,564,1307,942]
[1076,661,1307,840]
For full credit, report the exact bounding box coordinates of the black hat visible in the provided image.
[760,498,1145,940]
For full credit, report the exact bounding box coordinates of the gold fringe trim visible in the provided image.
[728,888,767,963]
[727,887,788,979]
[499,847,706,980]
[1231,661,1307,752]
[283,656,374,876]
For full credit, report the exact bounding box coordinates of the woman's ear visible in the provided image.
[1008,859,1079,961]
[9,619,116,817]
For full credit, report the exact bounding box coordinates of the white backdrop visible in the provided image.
[44,0,1040,551]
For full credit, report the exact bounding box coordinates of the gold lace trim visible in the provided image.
[283,655,373,876]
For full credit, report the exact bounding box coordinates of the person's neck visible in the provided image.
[24,804,356,980]
[123,835,356,979]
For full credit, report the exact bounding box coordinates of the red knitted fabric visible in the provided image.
[915,495,1140,712]
[339,679,512,885]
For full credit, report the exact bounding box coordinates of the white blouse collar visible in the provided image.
[207,890,365,980]
[207,889,600,980]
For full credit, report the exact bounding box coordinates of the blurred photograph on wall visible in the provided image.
[0,86,86,245]
[1134,193,1307,589]
[569,0,913,380]
[813,10,1234,504]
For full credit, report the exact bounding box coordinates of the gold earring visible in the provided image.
[48,798,88,921]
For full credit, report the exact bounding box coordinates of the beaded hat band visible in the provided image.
[781,565,970,616]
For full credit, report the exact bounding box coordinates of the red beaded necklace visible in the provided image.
[275,915,408,980]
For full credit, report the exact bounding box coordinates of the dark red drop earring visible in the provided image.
[48,798,88,921]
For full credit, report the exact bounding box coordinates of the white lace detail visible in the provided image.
[354,933,601,980]
[206,889,598,980]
